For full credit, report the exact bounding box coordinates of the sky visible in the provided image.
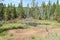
[0,0,60,7]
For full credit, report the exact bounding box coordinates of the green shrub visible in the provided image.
[0,23,3,27]
[0,31,6,36]
[31,36,35,39]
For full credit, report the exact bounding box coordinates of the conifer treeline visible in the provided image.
[0,0,60,22]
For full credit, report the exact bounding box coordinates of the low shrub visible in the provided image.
[0,23,3,27]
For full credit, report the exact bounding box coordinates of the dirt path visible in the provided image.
[8,27,60,40]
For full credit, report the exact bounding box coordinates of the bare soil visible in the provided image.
[7,27,60,40]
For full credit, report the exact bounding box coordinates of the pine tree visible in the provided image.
[26,3,30,18]
[3,4,8,20]
[41,1,46,20]
[31,0,36,18]
[0,3,4,20]
[7,3,14,20]
[13,4,17,18]
[56,0,60,22]
[17,0,26,19]
[47,0,51,20]
[50,3,56,20]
